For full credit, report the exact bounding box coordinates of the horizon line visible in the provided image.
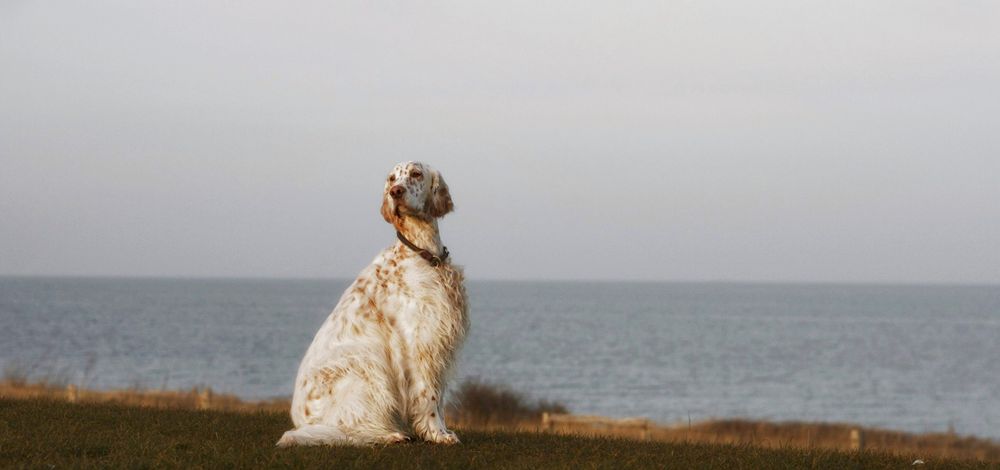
[1,273,998,288]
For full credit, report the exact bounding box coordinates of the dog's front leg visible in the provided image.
[407,350,458,444]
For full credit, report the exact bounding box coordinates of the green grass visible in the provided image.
[0,399,991,469]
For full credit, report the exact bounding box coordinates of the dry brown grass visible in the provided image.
[0,380,288,413]
[655,419,1000,462]
[446,377,568,427]
[476,415,1000,462]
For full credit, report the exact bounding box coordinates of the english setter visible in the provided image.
[278,161,469,447]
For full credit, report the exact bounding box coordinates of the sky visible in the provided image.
[1,1,998,283]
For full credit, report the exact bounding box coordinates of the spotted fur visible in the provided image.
[277,162,468,447]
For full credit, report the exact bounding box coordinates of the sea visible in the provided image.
[1,277,998,439]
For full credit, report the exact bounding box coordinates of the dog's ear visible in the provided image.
[426,170,454,218]
[381,188,396,224]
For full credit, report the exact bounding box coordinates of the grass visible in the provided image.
[3,378,999,464]
[0,399,993,469]
[447,377,568,427]
[663,420,1000,463]
[0,379,288,413]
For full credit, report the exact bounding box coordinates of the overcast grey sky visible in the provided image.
[2,1,998,283]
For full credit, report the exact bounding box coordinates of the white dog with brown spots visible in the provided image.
[277,162,469,447]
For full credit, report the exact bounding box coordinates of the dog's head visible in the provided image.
[381,161,453,225]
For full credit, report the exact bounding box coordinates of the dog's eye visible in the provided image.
[389,174,396,182]
[410,170,422,178]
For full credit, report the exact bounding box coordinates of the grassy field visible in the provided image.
[6,378,999,463]
[1,399,993,469]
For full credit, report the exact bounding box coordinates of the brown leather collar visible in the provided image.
[396,231,450,267]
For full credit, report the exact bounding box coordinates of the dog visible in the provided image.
[277,161,469,447]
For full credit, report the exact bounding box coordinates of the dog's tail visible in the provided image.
[276,424,348,447]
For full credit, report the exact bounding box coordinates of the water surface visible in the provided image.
[1,277,997,438]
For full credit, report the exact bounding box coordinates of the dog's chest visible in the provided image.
[374,256,467,341]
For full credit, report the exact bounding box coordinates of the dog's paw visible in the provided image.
[276,433,297,448]
[382,432,411,444]
[425,429,460,445]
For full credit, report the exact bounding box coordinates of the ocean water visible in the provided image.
[1,277,998,439]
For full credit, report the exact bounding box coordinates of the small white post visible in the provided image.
[197,389,211,410]
[849,428,863,451]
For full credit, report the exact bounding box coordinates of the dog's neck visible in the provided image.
[394,216,444,256]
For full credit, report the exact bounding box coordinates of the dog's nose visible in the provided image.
[390,185,405,199]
